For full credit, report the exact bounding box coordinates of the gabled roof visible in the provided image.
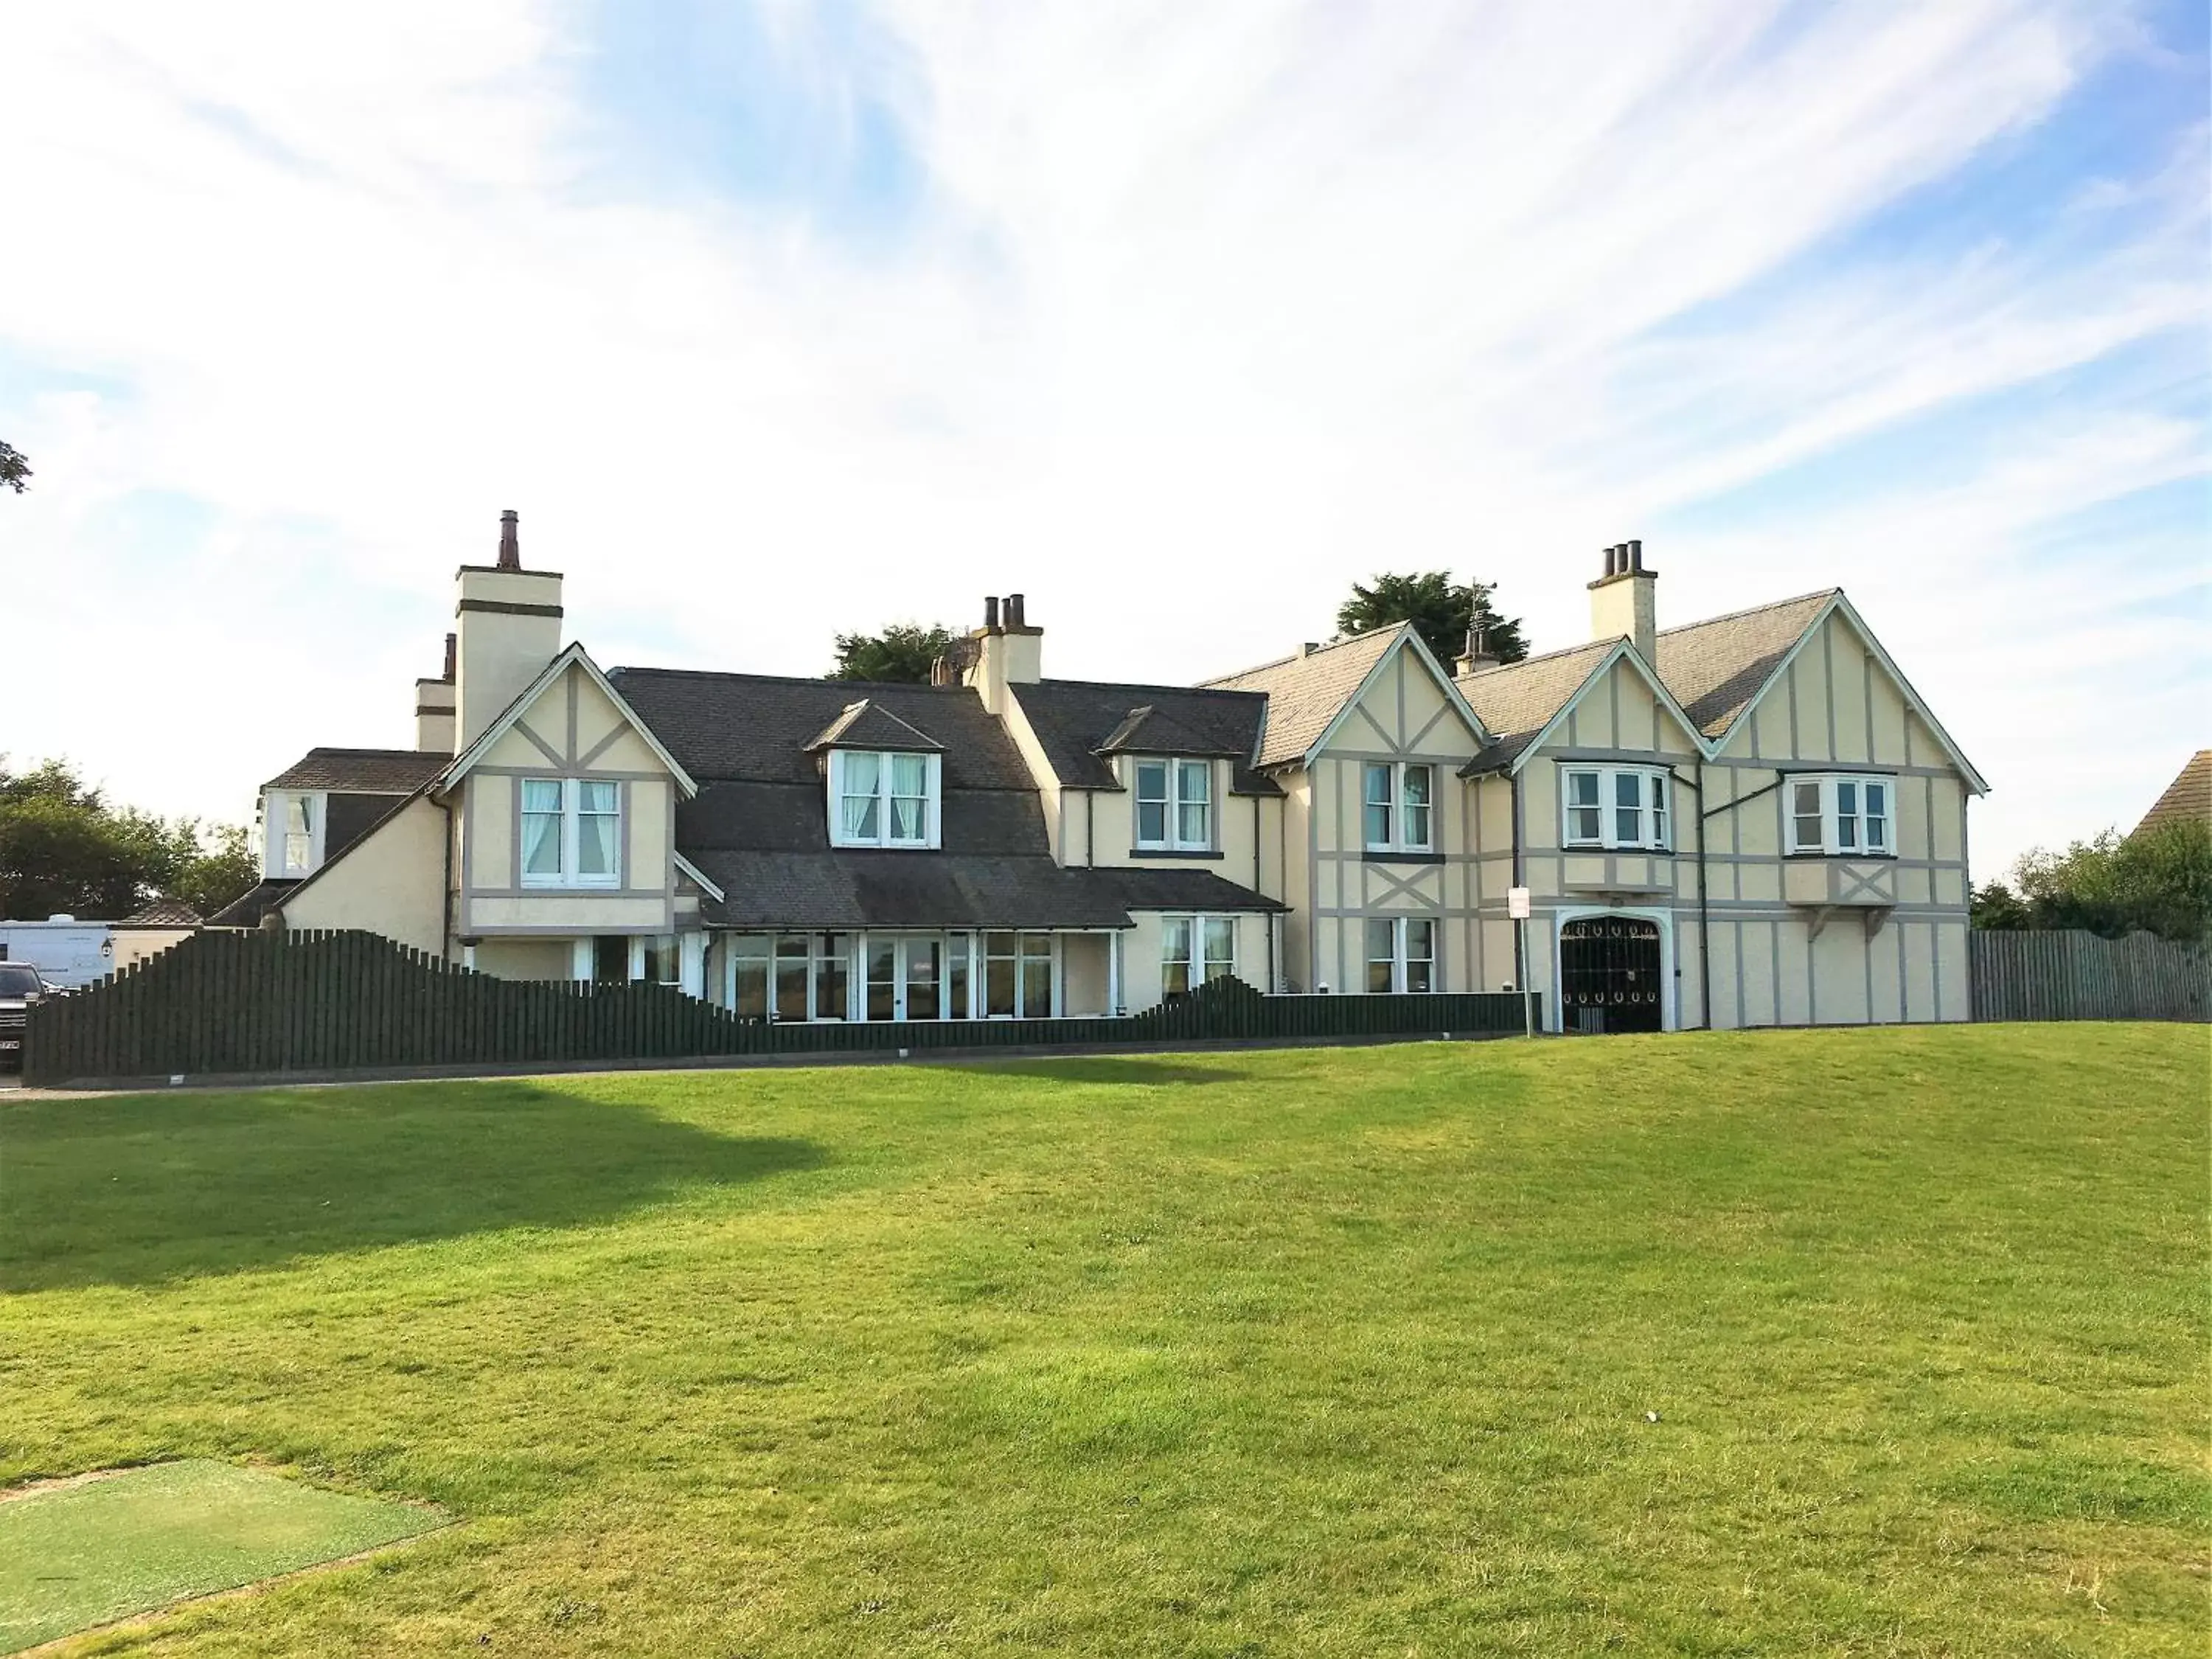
[803,698,944,754]
[1455,640,1620,772]
[1004,680,1278,795]
[205,878,299,930]
[262,748,449,794]
[1652,591,1836,739]
[1203,627,1405,768]
[2135,749,2211,837]
[1653,590,1986,793]
[443,643,698,798]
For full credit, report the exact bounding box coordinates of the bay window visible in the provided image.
[1364,917,1436,994]
[1787,775,1894,856]
[520,778,622,887]
[1363,762,1435,853]
[1562,765,1670,851]
[830,750,941,849]
[1161,915,1237,998]
[1135,758,1213,851]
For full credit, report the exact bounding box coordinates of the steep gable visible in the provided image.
[1654,591,1835,740]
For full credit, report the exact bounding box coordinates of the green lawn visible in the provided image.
[1,1026,2204,1655]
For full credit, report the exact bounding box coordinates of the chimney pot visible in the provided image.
[497,509,521,571]
[1006,592,1026,629]
[1628,538,1643,571]
[984,595,1001,630]
[442,631,457,682]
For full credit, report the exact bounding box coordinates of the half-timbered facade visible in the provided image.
[215,517,1983,1029]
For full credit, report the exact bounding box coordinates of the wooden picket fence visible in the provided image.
[20,928,1535,1086]
[1969,928,2210,1023]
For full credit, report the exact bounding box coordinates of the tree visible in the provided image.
[0,439,27,493]
[1335,572,1528,666]
[830,622,959,684]
[1975,818,2212,942]
[1969,880,2031,931]
[0,757,255,920]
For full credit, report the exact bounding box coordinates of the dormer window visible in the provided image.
[829,751,942,849]
[265,790,325,877]
[1135,759,1211,851]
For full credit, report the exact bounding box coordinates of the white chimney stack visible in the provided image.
[455,510,564,748]
[1587,539,1657,662]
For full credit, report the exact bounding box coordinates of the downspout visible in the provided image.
[1696,769,1792,1029]
[439,793,456,963]
[1085,789,1095,868]
[1509,769,1525,997]
[1668,762,1710,1030]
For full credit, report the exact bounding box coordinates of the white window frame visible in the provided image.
[1362,916,1438,994]
[1363,762,1436,853]
[1786,773,1896,857]
[1560,765,1672,852]
[519,777,625,889]
[265,790,326,877]
[1133,758,1214,852]
[827,750,943,849]
[1160,914,1237,998]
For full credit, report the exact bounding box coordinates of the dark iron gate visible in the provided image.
[1559,917,1663,1034]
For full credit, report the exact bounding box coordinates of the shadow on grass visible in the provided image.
[943,1056,1251,1087]
[0,1082,824,1291]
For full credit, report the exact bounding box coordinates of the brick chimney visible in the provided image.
[414,631,457,753]
[1588,539,1657,661]
[455,510,564,747]
[961,591,1043,713]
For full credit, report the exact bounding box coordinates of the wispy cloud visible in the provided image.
[0,0,2202,872]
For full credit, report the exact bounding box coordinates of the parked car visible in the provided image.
[0,960,53,1073]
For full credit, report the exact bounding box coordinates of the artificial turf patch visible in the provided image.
[0,1458,445,1652]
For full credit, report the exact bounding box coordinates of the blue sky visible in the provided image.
[0,1,2204,873]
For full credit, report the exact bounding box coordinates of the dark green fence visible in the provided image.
[21,928,1534,1085]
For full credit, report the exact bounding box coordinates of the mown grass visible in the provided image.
[0,1026,2204,1655]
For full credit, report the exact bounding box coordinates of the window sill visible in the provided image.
[519,880,626,891]
[1784,851,1896,860]
[1563,844,1674,855]
[1362,849,1444,865]
[1128,847,1223,860]
[829,842,941,852]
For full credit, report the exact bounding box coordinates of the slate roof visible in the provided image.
[2135,750,2211,837]
[1203,626,1408,768]
[262,748,450,793]
[1454,640,1618,773]
[687,849,1281,930]
[804,698,944,754]
[1012,680,1278,795]
[1652,591,1836,739]
[615,668,1284,929]
[116,900,203,928]
[608,669,1034,790]
[206,879,297,929]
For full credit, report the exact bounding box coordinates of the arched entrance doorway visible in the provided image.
[1559,916,1663,1034]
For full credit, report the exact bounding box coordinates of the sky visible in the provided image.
[1,0,2205,878]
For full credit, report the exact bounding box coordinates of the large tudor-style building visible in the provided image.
[213,515,1986,1032]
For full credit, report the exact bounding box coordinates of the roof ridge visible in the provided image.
[1459,636,1618,678]
[1201,621,1406,687]
[1032,677,1267,700]
[1655,588,1839,639]
[610,665,972,692]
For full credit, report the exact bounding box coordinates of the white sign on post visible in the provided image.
[1507,887,1536,1037]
